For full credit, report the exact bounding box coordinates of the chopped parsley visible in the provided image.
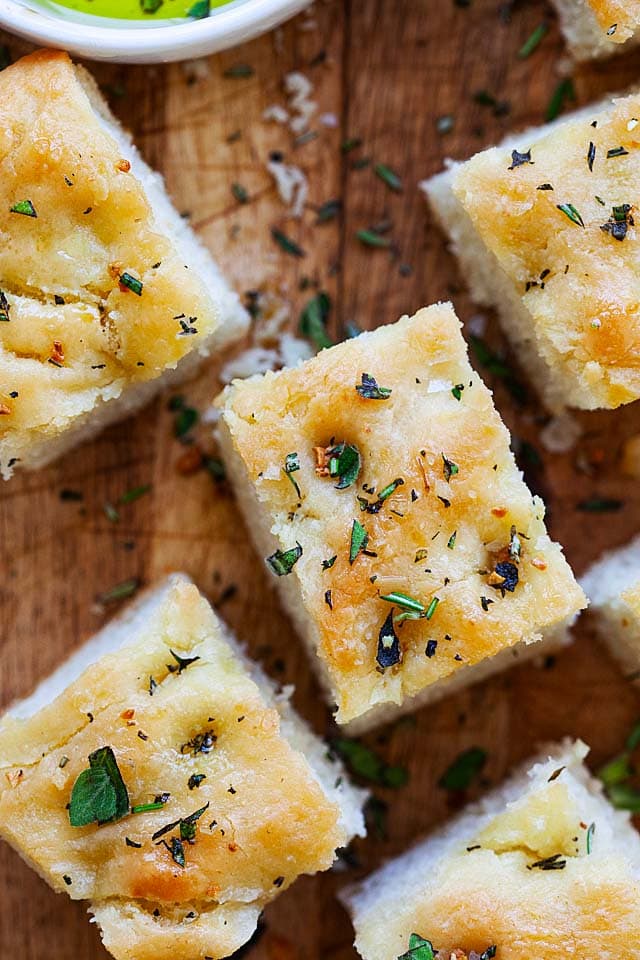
[349,519,369,564]
[325,441,361,489]
[332,736,408,787]
[438,746,487,791]
[397,934,435,960]
[10,199,37,217]
[266,543,303,576]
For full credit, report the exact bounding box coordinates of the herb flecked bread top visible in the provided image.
[587,0,640,43]
[345,742,640,960]
[0,50,243,476]
[218,304,586,726]
[0,579,351,960]
[451,91,640,409]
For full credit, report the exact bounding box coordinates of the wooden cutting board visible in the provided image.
[2,1,640,957]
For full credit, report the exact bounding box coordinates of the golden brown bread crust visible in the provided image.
[0,51,232,473]
[451,93,640,409]
[0,580,347,960]
[219,305,586,724]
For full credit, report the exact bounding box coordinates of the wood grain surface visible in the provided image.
[2,1,640,957]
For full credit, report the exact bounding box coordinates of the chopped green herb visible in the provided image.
[349,519,369,564]
[119,484,152,505]
[299,292,332,351]
[397,934,435,960]
[223,63,254,78]
[356,228,391,248]
[508,149,533,170]
[341,137,362,153]
[425,596,440,620]
[518,21,548,59]
[442,454,459,481]
[168,837,185,867]
[332,736,408,788]
[174,406,198,438]
[447,531,457,549]
[322,555,337,570]
[577,498,623,513]
[374,162,403,192]
[97,578,140,605]
[607,783,640,812]
[546,78,575,122]
[231,182,249,204]
[380,591,426,615]
[187,0,210,17]
[188,774,207,790]
[601,203,634,241]
[131,800,166,814]
[266,543,303,576]
[326,441,361,489]
[451,383,464,401]
[119,272,143,296]
[438,746,487,791]
[69,746,129,828]
[356,372,392,400]
[10,199,37,217]
[316,198,341,223]
[556,203,584,227]
[271,227,304,257]
[607,146,629,158]
[284,452,301,497]
[168,649,200,674]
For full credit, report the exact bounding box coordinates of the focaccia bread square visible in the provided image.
[0,50,248,479]
[0,575,365,960]
[424,92,640,411]
[217,304,586,731]
[582,535,640,680]
[343,740,640,960]
[551,0,640,60]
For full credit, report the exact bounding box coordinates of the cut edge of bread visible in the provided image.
[550,0,640,60]
[422,94,630,413]
[216,407,576,735]
[1,63,249,480]
[341,739,640,955]
[581,535,640,678]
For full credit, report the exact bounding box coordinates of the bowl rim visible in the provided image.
[0,0,309,61]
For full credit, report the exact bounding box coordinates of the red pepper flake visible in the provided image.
[49,340,65,367]
[0,403,10,415]
[176,446,203,475]
[116,158,131,173]
[491,506,507,517]
[531,557,547,570]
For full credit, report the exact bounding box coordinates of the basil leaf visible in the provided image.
[69,746,130,827]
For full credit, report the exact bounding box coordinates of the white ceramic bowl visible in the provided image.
[0,0,310,62]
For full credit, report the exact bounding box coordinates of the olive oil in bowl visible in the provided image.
[25,0,235,25]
